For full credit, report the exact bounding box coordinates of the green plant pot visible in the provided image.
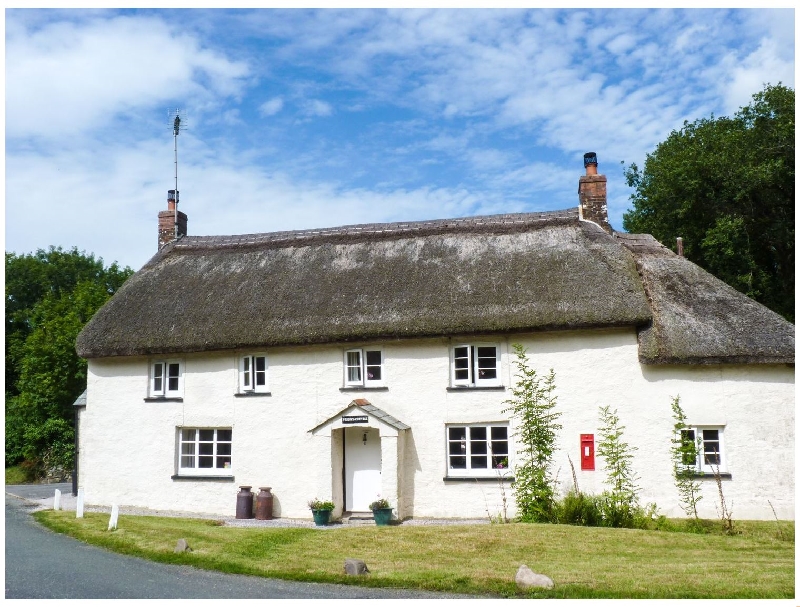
[312,509,332,526]
[372,507,392,526]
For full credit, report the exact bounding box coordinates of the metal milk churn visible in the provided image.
[255,487,274,520]
[236,486,254,519]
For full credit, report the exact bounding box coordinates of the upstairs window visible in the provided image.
[151,360,182,398]
[451,345,500,387]
[178,428,232,476]
[239,354,269,393]
[680,426,726,474]
[344,348,383,387]
[447,424,509,477]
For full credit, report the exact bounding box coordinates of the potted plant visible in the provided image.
[308,498,335,526]
[369,497,393,526]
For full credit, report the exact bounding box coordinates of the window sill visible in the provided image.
[339,386,389,392]
[234,392,272,397]
[443,476,515,482]
[144,397,183,402]
[171,474,236,481]
[693,472,732,479]
[446,386,505,392]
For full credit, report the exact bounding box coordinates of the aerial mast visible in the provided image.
[167,109,185,238]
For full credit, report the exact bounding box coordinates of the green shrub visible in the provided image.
[558,491,603,527]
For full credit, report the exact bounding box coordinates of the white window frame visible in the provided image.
[450,344,500,387]
[150,360,183,397]
[178,427,233,476]
[239,354,269,393]
[446,423,510,477]
[344,348,384,387]
[680,426,726,474]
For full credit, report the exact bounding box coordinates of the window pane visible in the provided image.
[470,427,487,441]
[217,429,232,442]
[217,443,232,456]
[346,351,361,382]
[471,456,488,468]
[477,347,497,379]
[454,347,470,381]
[491,441,508,456]
[153,363,163,392]
[255,357,266,372]
[449,440,466,455]
[199,429,214,441]
[470,440,487,455]
[181,455,195,468]
[198,456,213,468]
[216,456,231,469]
[449,427,466,441]
[181,429,196,441]
[449,456,467,469]
[168,363,180,392]
[242,356,251,388]
[181,442,196,456]
[199,443,213,456]
[492,455,508,469]
[491,427,507,440]
[366,350,381,381]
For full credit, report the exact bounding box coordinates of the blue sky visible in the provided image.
[5,8,795,270]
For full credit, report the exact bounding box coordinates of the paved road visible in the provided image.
[5,487,481,599]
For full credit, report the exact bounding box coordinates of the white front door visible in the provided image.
[344,427,381,511]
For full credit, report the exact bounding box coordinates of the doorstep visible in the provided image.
[341,511,375,524]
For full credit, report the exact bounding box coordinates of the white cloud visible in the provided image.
[302,99,333,117]
[722,37,795,114]
[258,97,284,116]
[6,14,250,140]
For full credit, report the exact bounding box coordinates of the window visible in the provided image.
[447,424,509,477]
[239,354,268,393]
[679,426,726,474]
[451,345,500,387]
[344,348,383,387]
[178,428,232,476]
[150,360,182,397]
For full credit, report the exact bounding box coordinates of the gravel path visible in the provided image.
[6,485,490,529]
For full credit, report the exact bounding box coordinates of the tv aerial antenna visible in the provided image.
[167,108,187,237]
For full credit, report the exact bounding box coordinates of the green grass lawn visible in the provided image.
[34,511,793,598]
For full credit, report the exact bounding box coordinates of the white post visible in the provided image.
[53,489,61,511]
[76,488,84,518]
[108,504,119,530]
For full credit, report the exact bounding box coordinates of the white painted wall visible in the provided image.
[79,328,794,521]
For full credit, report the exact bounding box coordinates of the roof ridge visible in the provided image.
[173,209,579,250]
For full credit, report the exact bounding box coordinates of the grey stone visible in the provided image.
[515,564,554,590]
[343,558,370,575]
[174,539,193,553]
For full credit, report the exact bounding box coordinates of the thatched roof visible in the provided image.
[616,233,795,364]
[76,210,794,365]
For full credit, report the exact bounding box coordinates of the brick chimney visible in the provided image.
[578,152,612,233]
[158,189,187,248]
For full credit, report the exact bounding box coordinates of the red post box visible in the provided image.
[580,434,595,470]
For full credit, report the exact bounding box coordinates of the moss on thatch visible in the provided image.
[75,211,793,365]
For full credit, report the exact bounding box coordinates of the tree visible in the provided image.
[669,395,703,520]
[623,84,794,322]
[596,405,640,527]
[503,344,561,522]
[5,247,133,473]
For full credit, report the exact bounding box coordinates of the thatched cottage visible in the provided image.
[75,154,794,521]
